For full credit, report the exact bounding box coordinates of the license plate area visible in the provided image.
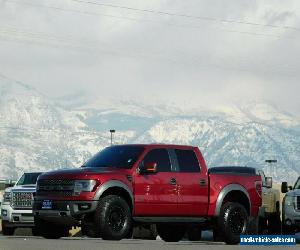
[42,200,53,210]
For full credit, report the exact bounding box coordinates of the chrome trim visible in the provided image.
[94,180,133,206]
[215,184,251,216]
[11,191,34,209]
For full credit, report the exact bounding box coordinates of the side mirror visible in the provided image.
[281,182,288,193]
[139,162,157,174]
[264,177,272,188]
[288,186,293,191]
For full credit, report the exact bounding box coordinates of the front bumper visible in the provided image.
[1,203,34,227]
[283,204,300,230]
[33,200,98,225]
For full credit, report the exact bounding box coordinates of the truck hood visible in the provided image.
[39,167,131,180]
[286,189,300,196]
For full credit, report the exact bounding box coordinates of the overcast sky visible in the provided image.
[0,0,299,114]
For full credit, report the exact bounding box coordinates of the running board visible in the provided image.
[133,217,207,223]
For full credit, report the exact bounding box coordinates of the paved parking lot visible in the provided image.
[0,230,299,250]
[0,236,299,250]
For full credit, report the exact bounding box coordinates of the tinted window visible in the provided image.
[175,149,200,172]
[143,149,171,172]
[83,146,144,169]
[16,173,42,185]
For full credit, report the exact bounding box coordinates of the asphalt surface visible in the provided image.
[0,236,298,250]
[0,230,299,250]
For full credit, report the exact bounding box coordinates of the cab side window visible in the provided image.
[143,149,171,172]
[175,149,200,172]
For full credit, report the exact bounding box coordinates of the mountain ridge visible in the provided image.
[0,77,299,183]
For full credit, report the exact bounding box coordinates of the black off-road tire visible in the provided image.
[187,226,202,241]
[34,216,70,239]
[94,195,132,240]
[218,202,249,245]
[157,224,186,242]
[1,221,15,236]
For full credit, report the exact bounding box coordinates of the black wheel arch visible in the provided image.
[221,190,250,215]
[100,186,133,211]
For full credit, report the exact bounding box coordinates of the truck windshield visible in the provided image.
[294,178,300,189]
[16,173,42,186]
[83,145,145,169]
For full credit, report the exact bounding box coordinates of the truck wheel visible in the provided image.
[218,202,248,245]
[34,217,70,239]
[187,226,202,241]
[1,221,15,236]
[157,224,185,242]
[94,195,132,240]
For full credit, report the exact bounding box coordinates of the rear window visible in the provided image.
[175,149,200,172]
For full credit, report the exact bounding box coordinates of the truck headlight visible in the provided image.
[74,180,97,195]
[285,195,295,207]
[3,192,11,203]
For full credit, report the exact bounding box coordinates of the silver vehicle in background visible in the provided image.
[1,172,42,235]
[281,177,300,234]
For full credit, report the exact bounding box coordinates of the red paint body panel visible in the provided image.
[207,174,262,217]
[133,172,178,215]
[36,144,262,218]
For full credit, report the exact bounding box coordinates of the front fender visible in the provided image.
[94,180,133,206]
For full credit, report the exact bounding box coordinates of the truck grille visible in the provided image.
[297,196,300,210]
[11,192,33,209]
[37,179,74,196]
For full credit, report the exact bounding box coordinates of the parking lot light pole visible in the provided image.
[110,129,116,145]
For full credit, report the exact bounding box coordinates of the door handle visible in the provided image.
[169,178,177,185]
[199,179,206,186]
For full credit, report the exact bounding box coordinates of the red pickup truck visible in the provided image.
[33,144,262,244]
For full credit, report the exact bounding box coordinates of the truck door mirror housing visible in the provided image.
[264,177,272,188]
[139,162,157,174]
[281,182,288,193]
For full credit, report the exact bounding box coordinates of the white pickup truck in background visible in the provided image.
[1,172,42,235]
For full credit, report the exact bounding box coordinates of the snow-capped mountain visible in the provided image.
[0,75,299,184]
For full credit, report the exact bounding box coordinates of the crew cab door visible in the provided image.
[133,148,178,216]
[171,148,209,216]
